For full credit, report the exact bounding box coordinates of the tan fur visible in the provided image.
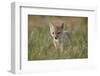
[49,19,71,51]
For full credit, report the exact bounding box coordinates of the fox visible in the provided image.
[49,19,71,52]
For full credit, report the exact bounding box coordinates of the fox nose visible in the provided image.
[55,37,57,39]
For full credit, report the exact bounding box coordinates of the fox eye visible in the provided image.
[52,32,54,34]
[57,32,61,34]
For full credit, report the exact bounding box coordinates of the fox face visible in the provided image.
[49,22,64,40]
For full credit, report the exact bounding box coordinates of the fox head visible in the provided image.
[49,21,64,40]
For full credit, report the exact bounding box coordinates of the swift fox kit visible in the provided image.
[49,20,71,51]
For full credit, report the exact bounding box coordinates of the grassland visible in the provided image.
[28,16,88,60]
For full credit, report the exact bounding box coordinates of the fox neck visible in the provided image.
[53,36,64,49]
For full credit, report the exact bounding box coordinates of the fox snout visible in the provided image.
[53,32,62,40]
[55,37,58,39]
[53,35,58,40]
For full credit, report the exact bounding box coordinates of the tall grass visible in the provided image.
[28,23,88,60]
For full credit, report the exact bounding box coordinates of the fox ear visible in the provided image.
[49,23,54,28]
[61,23,64,29]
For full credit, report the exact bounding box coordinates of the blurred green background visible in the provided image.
[28,15,88,60]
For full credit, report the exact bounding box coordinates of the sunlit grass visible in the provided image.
[28,24,88,60]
